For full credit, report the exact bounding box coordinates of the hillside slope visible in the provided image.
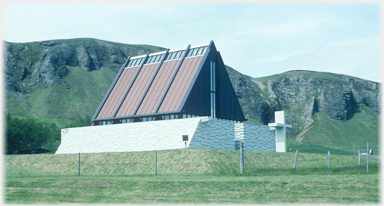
[4,38,166,124]
[226,68,380,144]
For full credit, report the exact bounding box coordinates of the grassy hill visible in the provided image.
[5,148,379,177]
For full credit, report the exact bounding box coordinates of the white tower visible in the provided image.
[268,111,292,152]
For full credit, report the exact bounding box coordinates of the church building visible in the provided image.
[56,41,278,154]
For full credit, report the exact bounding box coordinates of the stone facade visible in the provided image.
[56,117,275,154]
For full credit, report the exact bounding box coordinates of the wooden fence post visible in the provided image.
[367,142,369,174]
[293,150,299,168]
[328,151,331,169]
[240,142,244,174]
[155,151,157,175]
[78,152,80,177]
[358,150,360,165]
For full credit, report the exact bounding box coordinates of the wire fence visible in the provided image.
[5,145,380,178]
[286,144,380,156]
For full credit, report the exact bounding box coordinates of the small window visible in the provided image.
[171,52,178,60]
[128,59,136,67]
[176,51,182,59]
[155,54,162,62]
[197,47,205,55]
[166,53,172,60]
[137,58,143,66]
[201,47,208,55]
[192,48,198,56]
[186,49,193,57]
[146,56,153,64]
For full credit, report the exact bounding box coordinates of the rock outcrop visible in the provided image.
[3,38,165,93]
[226,69,380,140]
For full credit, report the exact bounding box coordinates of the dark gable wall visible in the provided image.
[182,42,246,121]
[216,51,246,121]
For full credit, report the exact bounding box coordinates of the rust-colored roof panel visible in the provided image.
[96,66,139,119]
[115,63,159,117]
[135,60,181,115]
[158,56,203,113]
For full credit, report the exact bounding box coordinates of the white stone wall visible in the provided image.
[56,117,276,154]
[56,118,201,154]
[189,118,235,150]
[235,123,275,152]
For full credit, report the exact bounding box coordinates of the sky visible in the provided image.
[2,2,381,82]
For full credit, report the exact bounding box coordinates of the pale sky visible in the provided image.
[2,2,381,82]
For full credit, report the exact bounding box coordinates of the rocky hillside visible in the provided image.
[227,67,380,141]
[3,38,380,146]
[4,38,165,93]
[4,38,166,119]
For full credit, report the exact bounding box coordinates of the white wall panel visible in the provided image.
[56,117,276,154]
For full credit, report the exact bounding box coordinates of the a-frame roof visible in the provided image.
[91,41,246,122]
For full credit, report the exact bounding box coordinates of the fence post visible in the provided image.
[358,150,360,165]
[240,142,244,174]
[367,142,369,174]
[328,151,331,168]
[155,151,157,175]
[293,150,299,168]
[78,152,80,177]
[353,143,355,156]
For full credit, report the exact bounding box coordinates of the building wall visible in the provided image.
[56,117,276,154]
[56,118,201,154]
[188,118,235,150]
[237,123,276,152]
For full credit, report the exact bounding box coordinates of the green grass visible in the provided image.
[27,66,116,127]
[5,173,379,204]
[5,149,380,203]
[5,90,34,118]
[304,106,379,154]
[5,148,379,177]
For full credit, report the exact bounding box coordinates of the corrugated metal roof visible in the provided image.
[96,66,139,119]
[136,59,181,115]
[158,56,203,113]
[115,63,159,117]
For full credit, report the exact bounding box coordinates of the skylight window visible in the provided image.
[145,53,165,65]
[128,45,208,67]
[127,57,145,68]
[185,46,207,57]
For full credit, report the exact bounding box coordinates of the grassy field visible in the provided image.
[4,148,380,204]
[5,173,379,204]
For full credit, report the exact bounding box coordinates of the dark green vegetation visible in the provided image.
[5,149,380,204]
[5,113,91,152]
[4,38,380,153]
[5,113,57,152]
